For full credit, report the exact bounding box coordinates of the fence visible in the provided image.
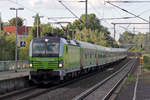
[0,60,29,71]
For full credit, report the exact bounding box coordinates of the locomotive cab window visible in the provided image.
[32,38,60,57]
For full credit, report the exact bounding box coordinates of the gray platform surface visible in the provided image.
[116,70,150,100]
[0,70,29,81]
[136,72,150,100]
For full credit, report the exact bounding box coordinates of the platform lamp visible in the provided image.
[10,8,24,72]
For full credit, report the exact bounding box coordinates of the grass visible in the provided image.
[123,74,136,88]
[143,54,150,70]
[126,74,136,83]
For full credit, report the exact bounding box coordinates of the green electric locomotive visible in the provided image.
[29,37,127,84]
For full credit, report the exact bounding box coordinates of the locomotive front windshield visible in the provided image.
[32,39,59,57]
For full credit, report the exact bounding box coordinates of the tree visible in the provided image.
[67,14,112,40]
[0,33,16,60]
[33,13,41,26]
[30,26,38,37]
[32,13,42,37]
[9,17,23,26]
[119,31,147,52]
[74,28,118,47]
[119,31,135,44]
[40,24,52,37]
[66,13,117,47]
[18,32,33,60]
[67,13,101,32]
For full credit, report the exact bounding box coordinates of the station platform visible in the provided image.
[116,65,150,100]
[135,72,150,100]
[0,70,29,81]
[0,70,29,94]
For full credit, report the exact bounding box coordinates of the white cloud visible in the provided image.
[29,0,42,7]
[29,0,106,9]
[0,0,15,7]
[89,0,105,7]
[29,0,63,8]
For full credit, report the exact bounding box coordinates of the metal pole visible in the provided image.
[15,9,18,72]
[133,27,135,34]
[0,12,1,33]
[85,0,88,27]
[72,29,74,39]
[10,8,24,71]
[37,17,38,37]
[113,24,116,40]
[25,19,27,35]
[71,29,74,40]
[52,23,53,34]
[146,16,150,50]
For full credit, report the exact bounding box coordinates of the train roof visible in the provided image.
[77,40,127,52]
[33,37,60,41]
[32,37,127,52]
[76,40,97,49]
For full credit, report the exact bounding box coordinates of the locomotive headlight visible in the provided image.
[59,63,63,68]
[58,61,63,68]
[29,63,32,67]
[45,39,48,42]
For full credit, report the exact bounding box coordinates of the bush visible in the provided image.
[143,55,150,70]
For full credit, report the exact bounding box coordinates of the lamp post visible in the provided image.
[10,8,24,72]
[85,0,88,27]
[0,12,1,34]
[78,0,88,27]
[32,15,44,37]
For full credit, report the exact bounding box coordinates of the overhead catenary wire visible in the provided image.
[58,0,84,24]
[105,1,149,23]
[106,0,150,18]
[89,3,102,18]
[105,1,150,3]
[88,3,114,28]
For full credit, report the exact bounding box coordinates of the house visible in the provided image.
[3,25,32,40]
[3,25,31,35]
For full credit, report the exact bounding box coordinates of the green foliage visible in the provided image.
[74,28,118,47]
[31,13,42,37]
[18,32,33,60]
[129,46,142,52]
[0,33,15,60]
[33,13,41,26]
[0,30,33,60]
[143,55,150,70]
[0,13,118,60]
[67,14,101,32]
[119,31,135,44]
[0,32,32,60]
[66,13,117,48]
[0,22,3,31]
[119,31,146,52]
[34,13,117,48]
[30,26,38,37]
[41,24,52,36]
[9,17,23,26]
[40,24,64,37]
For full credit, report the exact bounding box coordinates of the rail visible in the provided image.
[73,59,137,100]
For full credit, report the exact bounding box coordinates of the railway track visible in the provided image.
[73,58,137,100]
[0,58,130,100]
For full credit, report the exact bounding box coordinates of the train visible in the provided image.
[29,37,127,84]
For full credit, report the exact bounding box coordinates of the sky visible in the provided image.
[0,0,150,40]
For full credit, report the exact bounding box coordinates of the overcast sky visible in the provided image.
[0,0,150,40]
